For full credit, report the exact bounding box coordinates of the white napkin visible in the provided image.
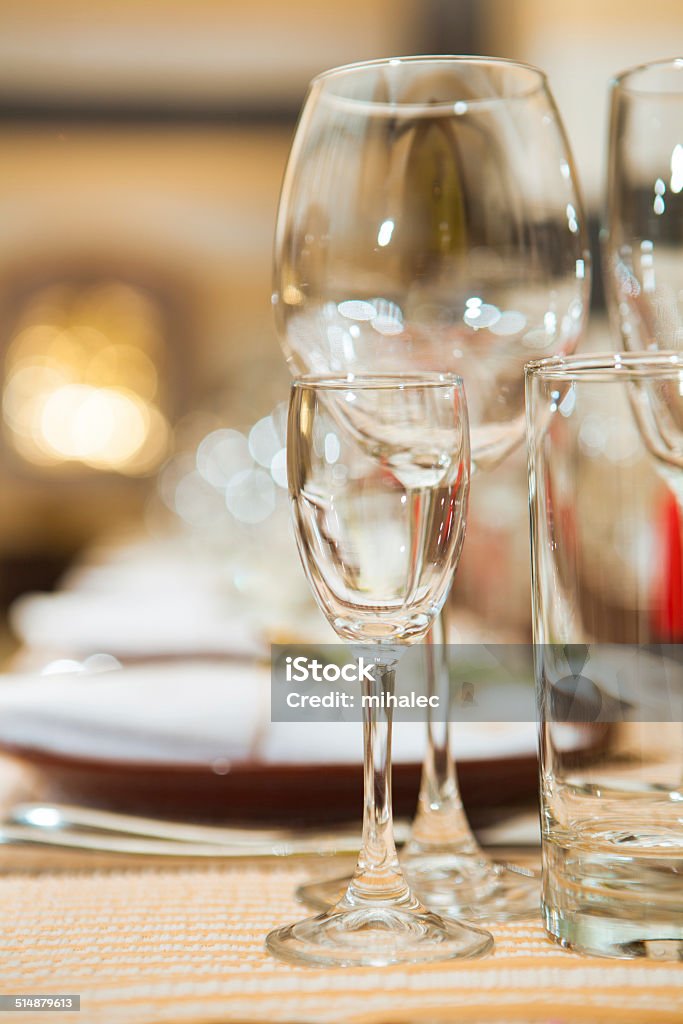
[0,661,537,767]
[10,592,265,660]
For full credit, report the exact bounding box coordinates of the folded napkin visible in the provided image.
[0,661,538,767]
[10,592,266,660]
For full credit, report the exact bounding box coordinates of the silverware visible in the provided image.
[4,802,411,858]
[0,821,357,858]
[10,802,356,846]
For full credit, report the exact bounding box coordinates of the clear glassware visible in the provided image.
[605,58,683,513]
[273,55,589,920]
[606,59,683,361]
[527,352,683,959]
[265,374,493,967]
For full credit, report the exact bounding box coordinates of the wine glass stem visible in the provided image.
[345,656,412,905]
[409,606,479,854]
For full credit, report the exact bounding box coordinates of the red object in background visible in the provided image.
[652,491,683,640]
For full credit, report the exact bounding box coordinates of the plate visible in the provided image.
[0,660,594,823]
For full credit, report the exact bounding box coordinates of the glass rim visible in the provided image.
[611,56,683,97]
[525,350,683,383]
[291,372,464,391]
[309,54,548,112]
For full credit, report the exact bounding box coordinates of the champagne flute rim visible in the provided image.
[308,54,548,112]
[291,372,463,391]
[525,350,683,383]
[611,56,683,97]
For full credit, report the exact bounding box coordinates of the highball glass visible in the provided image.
[527,352,683,959]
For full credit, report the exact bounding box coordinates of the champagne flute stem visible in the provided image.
[345,654,412,905]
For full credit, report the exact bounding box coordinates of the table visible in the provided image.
[1,856,682,1024]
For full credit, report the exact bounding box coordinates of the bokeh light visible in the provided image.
[159,403,288,530]
[2,281,170,474]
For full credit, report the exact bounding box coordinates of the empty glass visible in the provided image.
[527,352,683,959]
[274,54,588,922]
[266,374,493,967]
[605,58,683,359]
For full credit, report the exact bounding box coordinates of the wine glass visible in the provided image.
[605,59,683,501]
[273,55,589,920]
[265,374,493,967]
[605,58,683,362]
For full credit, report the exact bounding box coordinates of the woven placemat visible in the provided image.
[1,863,682,1024]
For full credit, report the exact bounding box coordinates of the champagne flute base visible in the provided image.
[266,898,493,968]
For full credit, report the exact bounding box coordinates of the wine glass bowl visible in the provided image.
[275,55,589,472]
[606,61,683,500]
[606,59,683,358]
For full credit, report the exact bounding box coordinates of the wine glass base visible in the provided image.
[266,901,493,967]
[297,858,539,923]
[406,854,540,923]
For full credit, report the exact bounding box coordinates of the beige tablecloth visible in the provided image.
[1,862,682,1024]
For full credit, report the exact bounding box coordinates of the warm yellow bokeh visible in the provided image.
[2,281,170,474]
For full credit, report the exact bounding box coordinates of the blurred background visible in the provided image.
[0,0,680,826]
[1,0,682,631]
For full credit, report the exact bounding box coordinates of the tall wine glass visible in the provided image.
[606,60,683,360]
[274,55,590,920]
[266,374,493,967]
[605,60,683,514]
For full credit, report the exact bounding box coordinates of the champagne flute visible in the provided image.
[266,374,493,967]
[273,55,589,920]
